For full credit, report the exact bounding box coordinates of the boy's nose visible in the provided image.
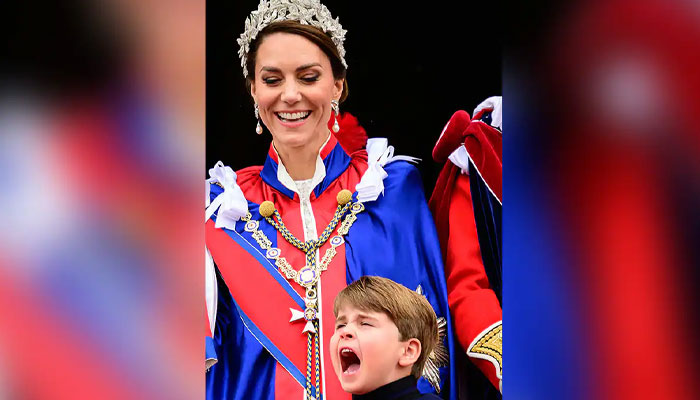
[339,330,354,339]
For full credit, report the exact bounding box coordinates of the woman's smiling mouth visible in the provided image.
[275,110,311,122]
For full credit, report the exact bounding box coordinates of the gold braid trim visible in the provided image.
[467,321,502,379]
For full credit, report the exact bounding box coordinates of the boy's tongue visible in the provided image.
[345,363,361,374]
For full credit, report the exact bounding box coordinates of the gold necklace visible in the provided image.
[241,189,363,294]
[239,189,363,400]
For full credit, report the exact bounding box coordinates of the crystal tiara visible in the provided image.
[237,0,348,78]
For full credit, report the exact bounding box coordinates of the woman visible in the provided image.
[205,1,457,399]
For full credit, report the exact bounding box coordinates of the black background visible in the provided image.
[207,0,501,194]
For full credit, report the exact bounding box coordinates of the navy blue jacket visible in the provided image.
[352,376,442,400]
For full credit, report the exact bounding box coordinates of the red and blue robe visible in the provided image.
[205,114,458,400]
[429,99,503,399]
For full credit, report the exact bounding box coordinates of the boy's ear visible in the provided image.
[398,338,422,368]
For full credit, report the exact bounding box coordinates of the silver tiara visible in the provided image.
[237,0,348,78]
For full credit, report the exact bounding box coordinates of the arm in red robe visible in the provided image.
[429,104,503,392]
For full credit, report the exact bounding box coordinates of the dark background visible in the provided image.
[207,0,502,195]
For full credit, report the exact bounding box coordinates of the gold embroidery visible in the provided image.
[468,322,502,379]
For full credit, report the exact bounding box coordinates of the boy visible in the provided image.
[330,276,442,399]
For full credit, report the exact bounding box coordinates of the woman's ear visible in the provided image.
[333,78,344,100]
[250,81,257,103]
[398,338,422,368]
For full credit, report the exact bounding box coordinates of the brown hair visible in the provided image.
[245,20,349,103]
[333,276,438,378]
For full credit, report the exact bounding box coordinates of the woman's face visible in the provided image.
[251,32,344,151]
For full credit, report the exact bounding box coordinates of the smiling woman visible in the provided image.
[249,27,345,179]
[208,2,501,193]
[204,1,461,400]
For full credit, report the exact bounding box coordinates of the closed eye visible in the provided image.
[263,77,281,85]
[335,323,346,330]
[300,75,320,83]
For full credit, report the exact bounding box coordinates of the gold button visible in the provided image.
[336,189,352,205]
[259,201,275,217]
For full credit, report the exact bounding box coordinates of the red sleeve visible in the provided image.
[446,173,502,389]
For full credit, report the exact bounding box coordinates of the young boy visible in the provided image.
[330,276,443,399]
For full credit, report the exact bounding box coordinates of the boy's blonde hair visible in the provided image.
[333,276,438,378]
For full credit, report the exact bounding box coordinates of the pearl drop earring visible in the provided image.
[255,103,263,135]
[331,100,340,133]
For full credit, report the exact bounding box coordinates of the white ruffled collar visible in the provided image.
[205,137,418,231]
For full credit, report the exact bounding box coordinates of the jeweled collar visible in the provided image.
[260,133,351,200]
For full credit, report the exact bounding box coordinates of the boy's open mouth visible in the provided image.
[339,347,361,375]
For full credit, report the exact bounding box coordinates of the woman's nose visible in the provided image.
[280,81,302,104]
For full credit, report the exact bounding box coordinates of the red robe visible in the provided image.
[429,108,503,392]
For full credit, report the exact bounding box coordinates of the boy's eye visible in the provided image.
[361,322,372,327]
[335,323,345,330]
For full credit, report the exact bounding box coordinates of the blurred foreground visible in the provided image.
[505,0,700,399]
[0,1,204,398]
